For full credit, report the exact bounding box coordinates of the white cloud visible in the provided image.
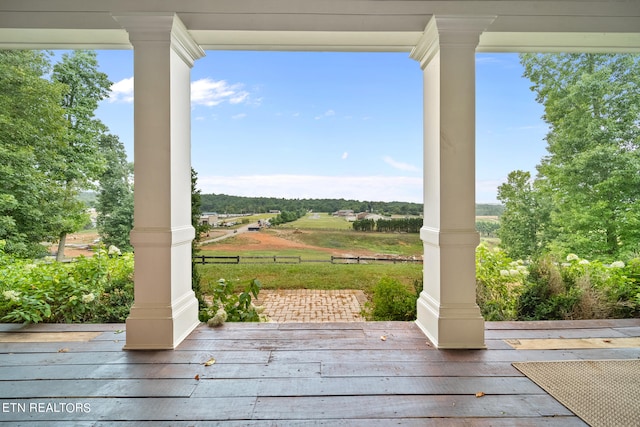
[232,113,247,120]
[197,174,423,203]
[108,77,134,103]
[229,93,249,105]
[341,152,349,160]
[191,78,251,107]
[382,156,420,173]
[106,76,255,107]
[315,109,336,120]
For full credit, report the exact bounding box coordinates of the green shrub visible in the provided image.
[517,254,639,320]
[92,257,134,323]
[608,258,640,317]
[517,259,581,320]
[362,277,421,321]
[200,277,266,325]
[475,245,525,321]
[0,243,134,323]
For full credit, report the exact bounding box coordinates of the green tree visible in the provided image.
[191,168,208,312]
[96,133,134,251]
[521,53,640,259]
[191,168,209,247]
[476,220,500,237]
[50,50,111,260]
[0,50,68,257]
[497,170,547,259]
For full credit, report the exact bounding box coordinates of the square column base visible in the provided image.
[124,292,200,350]
[416,292,486,349]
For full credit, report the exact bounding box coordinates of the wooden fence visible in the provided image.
[192,255,422,265]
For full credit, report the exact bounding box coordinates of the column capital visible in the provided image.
[113,13,204,66]
[410,15,496,68]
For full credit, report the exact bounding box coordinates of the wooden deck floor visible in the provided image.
[1,319,639,425]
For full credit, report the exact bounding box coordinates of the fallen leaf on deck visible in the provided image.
[603,339,612,343]
[114,330,124,334]
[475,392,485,398]
[204,357,216,366]
[194,374,200,380]
[58,348,69,353]
[380,335,387,341]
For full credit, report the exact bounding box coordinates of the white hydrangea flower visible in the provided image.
[610,261,625,268]
[108,245,121,256]
[2,290,21,302]
[81,293,95,303]
[499,270,510,277]
[566,254,579,261]
[207,308,228,327]
[579,259,590,265]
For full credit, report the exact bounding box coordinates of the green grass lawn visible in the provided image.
[197,262,423,294]
[218,213,274,229]
[278,212,354,230]
[196,225,424,294]
[291,230,423,256]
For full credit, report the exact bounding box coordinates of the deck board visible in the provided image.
[251,395,573,419]
[1,319,635,424]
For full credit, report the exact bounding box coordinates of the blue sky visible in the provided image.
[94,50,549,204]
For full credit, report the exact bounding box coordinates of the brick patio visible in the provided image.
[255,289,368,322]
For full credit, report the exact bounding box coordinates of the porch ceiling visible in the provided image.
[0,0,639,52]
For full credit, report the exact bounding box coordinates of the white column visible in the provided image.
[410,16,494,349]
[114,14,205,349]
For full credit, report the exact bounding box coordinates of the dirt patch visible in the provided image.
[200,230,377,257]
[49,231,99,259]
[59,229,384,259]
[200,230,337,253]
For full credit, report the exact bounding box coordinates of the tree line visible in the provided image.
[200,193,502,217]
[269,210,307,226]
[352,218,423,233]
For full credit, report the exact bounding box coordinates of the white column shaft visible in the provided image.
[115,14,204,349]
[411,16,494,349]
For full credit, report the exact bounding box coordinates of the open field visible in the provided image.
[476,215,500,222]
[278,212,353,230]
[200,229,422,257]
[197,228,423,293]
[217,213,274,228]
[198,262,422,292]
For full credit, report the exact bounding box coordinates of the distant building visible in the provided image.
[333,209,354,217]
[199,213,219,226]
[354,212,385,222]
